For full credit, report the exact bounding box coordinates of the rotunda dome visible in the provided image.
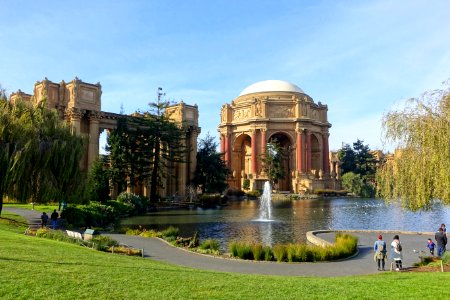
[238,80,304,97]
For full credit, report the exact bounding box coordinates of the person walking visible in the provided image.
[435,227,447,257]
[40,212,49,228]
[440,223,446,234]
[50,209,59,230]
[374,234,387,271]
[390,235,403,271]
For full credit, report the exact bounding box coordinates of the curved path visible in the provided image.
[4,207,434,277]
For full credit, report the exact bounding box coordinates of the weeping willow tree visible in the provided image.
[0,97,85,214]
[377,82,450,210]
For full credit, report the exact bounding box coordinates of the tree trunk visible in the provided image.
[0,194,3,215]
[150,139,160,203]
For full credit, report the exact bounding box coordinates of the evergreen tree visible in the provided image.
[194,133,228,194]
[86,156,111,203]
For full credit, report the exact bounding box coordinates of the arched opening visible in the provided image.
[268,132,293,191]
[311,134,322,174]
[232,134,252,190]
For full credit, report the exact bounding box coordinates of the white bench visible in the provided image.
[66,230,83,240]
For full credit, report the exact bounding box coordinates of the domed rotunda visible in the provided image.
[218,80,341,193]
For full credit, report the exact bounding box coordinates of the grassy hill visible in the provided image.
[1,212,449,299]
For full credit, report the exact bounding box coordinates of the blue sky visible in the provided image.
[1,0,449,152]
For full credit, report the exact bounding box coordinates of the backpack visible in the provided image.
[377,242,385,253]
[396,242,402,252]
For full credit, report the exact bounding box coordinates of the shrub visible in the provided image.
[199,239,220,251]
[242,179,250,190]
[198,239,220,255]
[91,235,119,251]
[198,194,223,207]
[161,226,179,241]
[126,228,142,236]
[117,192,148,214]
[140,229,160,238]
[272,244,287,262]
[225,188,245,197]
[245,190,261,198]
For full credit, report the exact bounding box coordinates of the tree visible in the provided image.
[86,156,111,203]
[0,97,85,214]
[193,133,228,194]
[338,139,377,197]
[377,82,450,210]
[105,88,188,203]
[260,141,285,190]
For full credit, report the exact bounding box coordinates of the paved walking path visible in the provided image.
[4,207,435,277]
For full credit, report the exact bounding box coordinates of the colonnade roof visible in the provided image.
[238,80,305,97]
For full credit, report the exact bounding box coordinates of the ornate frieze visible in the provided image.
[267,104,294,118]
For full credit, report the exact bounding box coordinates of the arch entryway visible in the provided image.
[232,133,252,189]
[268,132,293,191]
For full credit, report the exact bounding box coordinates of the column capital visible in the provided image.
[88,110,102,121]
[65,107,85,120]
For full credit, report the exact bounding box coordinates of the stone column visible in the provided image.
[251,130,257,174]
[296,129,304,173]
[225,133,231,167]
[88,111,101,170]
[260,129,267,155]
[189,127,200,183]
[306,130,312,173]
[220,134,225,154]
[67,108,83,135]
[322,133,330,174]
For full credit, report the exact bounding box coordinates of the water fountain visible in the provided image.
[257,181,273,221]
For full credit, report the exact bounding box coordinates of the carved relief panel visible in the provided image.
[267,104,294,118]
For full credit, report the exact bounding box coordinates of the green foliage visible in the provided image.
[342,172,375,198]
[126,228,143,235]
[194,133,229,194]
[314,189,348,197]
[245,190,261,198]
[117,192,148,214]
[86,157,110,203]
[198,193,224,207]
[260,141,285,188]
[198,239,220,255]
[229,241,253,260]
[251,243,264,261]
[242,179,250,191]
[160,226,179,241]
[140,229,160,238]
[0,97,85,214]
[272,244,287,262]
[227,233,358,263]
[377,84,450,209]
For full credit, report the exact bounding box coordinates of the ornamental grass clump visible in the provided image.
[251,243,264,261]
[198,239,220,255]
[272,244,287,262]
[229,241,253,260]
[140,229,160,238]
[161,226,179,241]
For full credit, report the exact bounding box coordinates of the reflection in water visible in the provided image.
[122,198,450,251]
[260,221,273,247]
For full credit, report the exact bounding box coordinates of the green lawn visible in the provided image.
[4,203,59,212]
[0,214,449,299]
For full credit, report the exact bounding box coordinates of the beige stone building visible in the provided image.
[218,80,341,193]
[10,77,200,198]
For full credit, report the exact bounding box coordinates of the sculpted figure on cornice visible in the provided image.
[254,98,262,117]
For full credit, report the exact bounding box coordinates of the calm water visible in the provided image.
[122,198,450,249]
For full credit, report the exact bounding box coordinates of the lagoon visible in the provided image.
[122,198,450,249]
